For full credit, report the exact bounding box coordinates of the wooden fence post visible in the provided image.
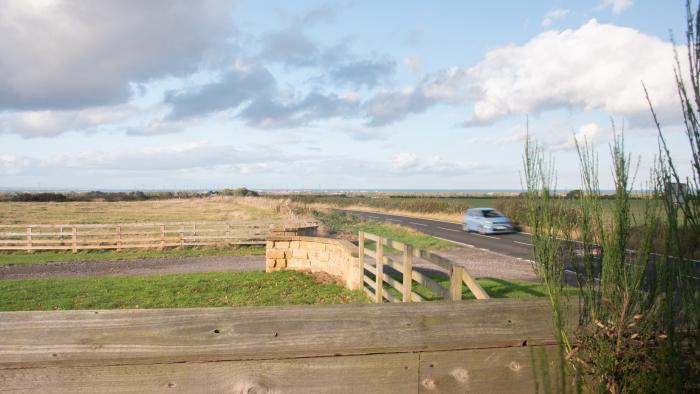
[358,231,365,267]
[375,237,383,303]
[26,226,32,253]
[116,226,121,251]
[160,225,165,250]
[450,264,464,301]
[71,227,77,253]
[225,224,231,246]
[179,225,184,248]
[402,244,413,302]
[59,226,64,246]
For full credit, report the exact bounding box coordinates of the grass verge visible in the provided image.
[0,245,265,266]
[0,271,369,311]
[315,210,453,250]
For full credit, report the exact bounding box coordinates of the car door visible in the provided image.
[466,210,480,231]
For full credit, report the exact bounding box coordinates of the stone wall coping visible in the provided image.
[267,235,359,257]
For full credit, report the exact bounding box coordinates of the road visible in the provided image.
[338,209,535,261]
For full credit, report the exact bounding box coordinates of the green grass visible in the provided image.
[0,245,265,266]
[0,270,369,311]
[369,269,577,301]
[315,210,452,250]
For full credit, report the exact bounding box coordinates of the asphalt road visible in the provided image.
[339,209,700,285]
[339,209,535,261]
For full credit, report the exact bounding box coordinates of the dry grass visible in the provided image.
[298,202,466,223]
[0,196,290,224]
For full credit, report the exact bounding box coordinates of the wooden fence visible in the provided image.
[0,299,567,393]
[359,231,490,303]
[0,221,275,252]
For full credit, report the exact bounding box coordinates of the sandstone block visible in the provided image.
[266,250,285,259]
[292,249,308,259]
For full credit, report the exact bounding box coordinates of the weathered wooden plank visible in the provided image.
[0,221,277,229]
[414,249,453,271]
[0,299,561,369]
[463,270,490,300]
[418,345,562,393]
[403,244,413,302]
[383,290,400,303]
[1,353,419,394]
[362,232,406,252]
[412,270,450,300]
[449,265,463,301]
[0,241,266,251]
[382,272,404,296]
[375,237,384,303]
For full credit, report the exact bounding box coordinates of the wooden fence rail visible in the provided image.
[0,299,567,393]
[359,231,490,303]
[0,221,277,252]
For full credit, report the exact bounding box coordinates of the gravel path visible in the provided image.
[0,255,265,280]
[433,246,538,282]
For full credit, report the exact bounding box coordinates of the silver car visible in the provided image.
[463,208,514,234]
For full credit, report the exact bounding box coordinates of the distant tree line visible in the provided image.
[1,188,259,202]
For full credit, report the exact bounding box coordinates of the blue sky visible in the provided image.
[0,0,693,190]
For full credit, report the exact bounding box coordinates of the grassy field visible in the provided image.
[0,245,264,266]
[314,210,453,250]
[0,271,369,311]
[285,194,501,222]
[0,196,286,224]
[287,193,654,229]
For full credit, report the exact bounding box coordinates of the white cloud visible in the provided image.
[0,0,235,111]
[599,0,633,15]
[365,19,681,129]
[0,155,38,175]
[0,141,316,176]
[1,106,136,137]
[390,152,478,175]
[545,122,612,151]
[541,9,570,27]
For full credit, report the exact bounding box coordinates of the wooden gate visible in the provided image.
[359,231,490,303]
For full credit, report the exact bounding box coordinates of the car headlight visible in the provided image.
[484,221,493,225]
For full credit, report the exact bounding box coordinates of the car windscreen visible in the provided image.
[482,209,504,218]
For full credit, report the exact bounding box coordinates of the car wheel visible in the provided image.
[478,226,485,235]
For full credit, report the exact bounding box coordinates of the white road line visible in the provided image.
[409,222,427,226]
[513,241,533,246]
[437,226,460,232]
[472,233,499,240]
[432,235,534,262]
[366,215,380,219]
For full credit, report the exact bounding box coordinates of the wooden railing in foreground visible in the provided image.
[0,299,566,393]
[0,221,277,252]
[359,231,490,303]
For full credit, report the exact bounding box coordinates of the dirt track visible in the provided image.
[0,255,265,280]
[0,244,538,282]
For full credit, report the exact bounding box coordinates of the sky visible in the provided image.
[0,0,694,191]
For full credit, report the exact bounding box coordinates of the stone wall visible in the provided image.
[266,236,362,290]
